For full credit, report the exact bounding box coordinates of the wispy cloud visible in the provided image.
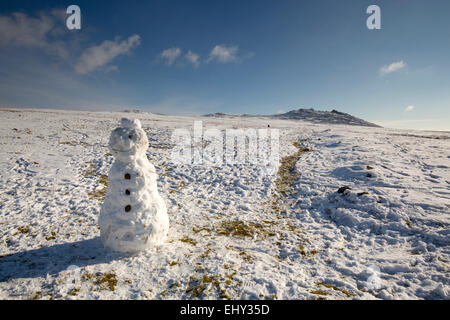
[405,105,415,112]
[75,35,141,74]
[159,47,182,66]
[0,9,140,75]
[185,50,200,68]
[105,65,119,73]
[0,9,70,59]
[207,44,239,63]
[0,54,132,110]
[157,45,252,66]
[379,61,406,76]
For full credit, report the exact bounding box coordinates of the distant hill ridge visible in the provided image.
[204,108,381,127]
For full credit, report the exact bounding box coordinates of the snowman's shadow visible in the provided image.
[0,237,129,282]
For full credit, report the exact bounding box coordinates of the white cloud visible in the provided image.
[157,45,252,66]
[0,9,140,73]
[75,34,141,74]
[159,47,182,66]
[0,9,69,59]
[379,61,406,76]
[0,54,132,110]
[405,105,415,112]
[185,50,200,68]
[207,44,239,63]
[105,65,119,73]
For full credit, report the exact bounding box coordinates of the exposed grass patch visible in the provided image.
[298,245,318,258]
[310,289,330,296]
[169,181,188,193]
[17,226,29,234]
[59,141,77,146]
[193,219,278,241]
[192,225,211,234]
[316,282,355,298]
[272,141,311,205]
[268,141,318,257]
[216,220,263,238]
[274,144,301,192]
[337,186,352,194]
[216,219,277,240]
[200,248,213,259]
[98,273,118,291]
[45,231,56,241]
[81,272,118,291]
[11,128,32,135]
[226,270,237,280]
[202,275,212,283]
[239,251,254,263]
[83,162,108,202]
[219,289,231,299]
[69,288,80,296]
[32,291,42,300]
[31,291,53,300]
[59,141,90,147]
[180,237,197,246]
[82,273,94,281]
[185,275,207,298]
[184,265,238,300]
[159,165,172,177]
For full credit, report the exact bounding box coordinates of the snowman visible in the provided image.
[99,118,169,253]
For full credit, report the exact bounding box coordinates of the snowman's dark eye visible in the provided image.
[128,135,133,139]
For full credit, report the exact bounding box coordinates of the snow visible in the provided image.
[0,107,448,300]
[99,118,169,253]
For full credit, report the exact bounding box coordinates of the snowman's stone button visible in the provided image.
[125,189,130,195]
[124,173,131,180]
[128,135,133,139]
[125,205,131,212]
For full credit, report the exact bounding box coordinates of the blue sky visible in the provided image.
[0,0,449,130]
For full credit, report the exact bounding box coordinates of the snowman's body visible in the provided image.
[99,118,169,253]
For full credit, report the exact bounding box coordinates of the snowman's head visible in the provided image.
[109,118,149,161]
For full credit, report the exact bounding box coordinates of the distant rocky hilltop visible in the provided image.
[272,108,381,127]
[204,108,381,127]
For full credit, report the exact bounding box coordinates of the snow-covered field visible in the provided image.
[0,107,449,300]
